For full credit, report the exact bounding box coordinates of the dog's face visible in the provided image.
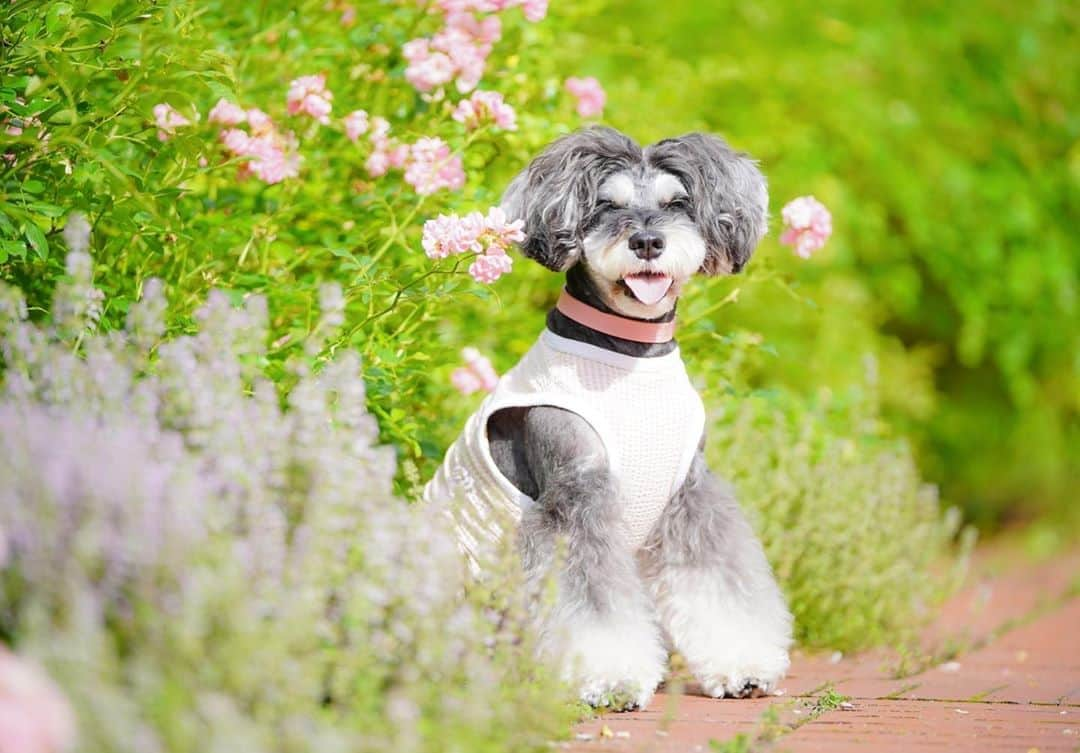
[501,127,768,318]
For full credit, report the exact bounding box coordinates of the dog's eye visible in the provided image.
[595,200,617,212]
[664,197,691,212]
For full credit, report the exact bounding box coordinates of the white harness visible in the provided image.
[424,329,705,566]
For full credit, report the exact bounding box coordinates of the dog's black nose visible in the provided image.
[628,231,665,260]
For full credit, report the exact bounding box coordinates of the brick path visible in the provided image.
[567,545,1080,752]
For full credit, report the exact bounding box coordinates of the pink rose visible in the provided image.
[404,137,465,195]
[422,211,485,259]
[403,40,457,92]
[484,206,525,244]
[520,0,548,22]
[0,649,76,753]
[452,90,517,131]
[420,207,522,263]
[286,74,333,124]
[220,128,251,155]
[564,76,606,119]
[152,103,191,141]
[779,196,832,258]
[246,108,273,134]
[207,98,247,125]
[468,250,512,283]
[343,109,369,142]
[451,347,500,394]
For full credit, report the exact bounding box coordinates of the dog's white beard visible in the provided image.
[583,222,706,319]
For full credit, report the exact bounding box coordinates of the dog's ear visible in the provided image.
[501,126,642,272]
[645,133,768,274]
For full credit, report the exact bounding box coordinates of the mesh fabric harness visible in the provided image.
[424,329,706,568]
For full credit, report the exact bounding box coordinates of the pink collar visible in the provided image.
[555,289,676,344]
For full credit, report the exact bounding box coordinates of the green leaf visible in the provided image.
[73,11,112,29]
[110,0,149,24]
[203,79,238,103]
[26,202,66,219]
[327,246,362,269]
[24,76,44,97]
[0,240,27,262]
[47,109,77,125]
[45,3,74,35]
[23,224,48,261]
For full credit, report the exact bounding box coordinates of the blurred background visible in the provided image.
[566,0,1078,530]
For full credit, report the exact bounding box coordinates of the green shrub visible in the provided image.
[708,387,972,650]
[558,0,1079,525]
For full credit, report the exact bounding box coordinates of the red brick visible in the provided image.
[782,699,1078,753]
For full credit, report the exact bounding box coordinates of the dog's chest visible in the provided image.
[503,332,706,548]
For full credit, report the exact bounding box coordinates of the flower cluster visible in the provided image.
[205,100,299,184]
[286,73,334,124]
[343,109,369,141]
[364,120,466,195]
[162,75,339,187]
[564,76,606,118]
[207,98,246,125]
[435,0,547,18]
[421,206,523,282]
[780,195,833,258]
[403,0,547,93]
[452,89,517,131]
[365,116,408,176]
[152,102,191,141]
[451,347,500,394]
[223,128,301,184]
[144,20,531,196]
[405,137,467,194]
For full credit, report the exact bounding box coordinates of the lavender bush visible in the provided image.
[0,247,568,753]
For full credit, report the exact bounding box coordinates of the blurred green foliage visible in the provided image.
[554,0,1079,526]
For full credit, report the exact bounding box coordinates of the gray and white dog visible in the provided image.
[426,126,792,710]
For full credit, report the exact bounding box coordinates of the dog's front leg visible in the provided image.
[642,450,792,698]
[516,406,666,710]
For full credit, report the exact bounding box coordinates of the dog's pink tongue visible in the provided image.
[624,274,673,305]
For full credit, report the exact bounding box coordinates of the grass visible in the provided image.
[707,684,854,753]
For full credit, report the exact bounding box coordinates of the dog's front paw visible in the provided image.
[578,677,656,711]
[695,645,790,700]
[549,616,666,711]
[700,673,778,699]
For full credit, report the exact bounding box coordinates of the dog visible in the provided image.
[424,126,792,710]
